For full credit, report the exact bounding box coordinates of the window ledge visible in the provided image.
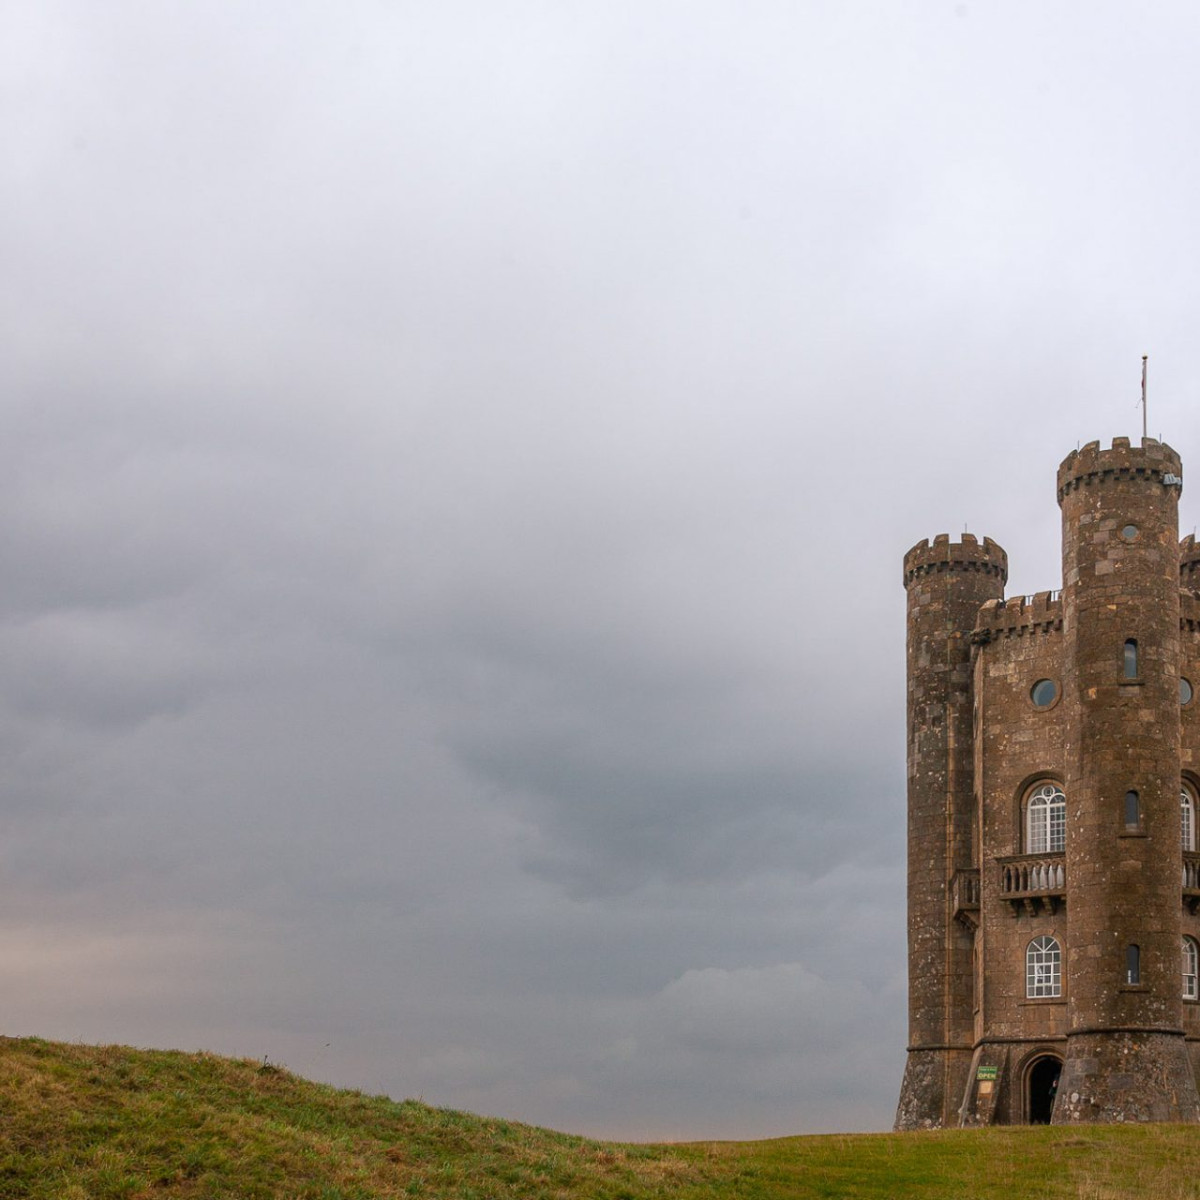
[1020,997,1066,1006]
[1119,984,1148,992]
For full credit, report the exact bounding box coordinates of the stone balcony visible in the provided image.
[952,868,980,930]
[1184,852,1200,913]
[997,852,1065,916]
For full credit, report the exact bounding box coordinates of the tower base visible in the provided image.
[1054,1030,1200,1124]
[894,1047,972,1130]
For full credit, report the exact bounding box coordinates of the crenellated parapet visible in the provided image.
[1181,534,1200,589]
[1057,436,1182,504]
[1181,588,1200,633]
[974,590,1062,640]
[903,532,1008,590]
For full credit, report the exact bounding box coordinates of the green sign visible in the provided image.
[977,1065,998,1081]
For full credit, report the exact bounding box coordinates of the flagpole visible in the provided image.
[1141,355,1148,440]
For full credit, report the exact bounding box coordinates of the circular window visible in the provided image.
[1183,678,1194,707]
[1031,679,1059,708]
[1122,524,1140,542]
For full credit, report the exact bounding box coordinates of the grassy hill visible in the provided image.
[3,1038,1200,1199]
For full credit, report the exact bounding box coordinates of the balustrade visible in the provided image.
[952,868,980,930]
[1184,852,1200,913]
[984,851,1200,916]
[996,852,1065,916]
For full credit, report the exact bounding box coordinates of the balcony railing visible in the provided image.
[1184,852,1200,913]
[997,852,1066,916]
[967,852,1200,918]
[952,868,980,930]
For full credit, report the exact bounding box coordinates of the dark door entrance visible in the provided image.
[1028,1056,1062,1124]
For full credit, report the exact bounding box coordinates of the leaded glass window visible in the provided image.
[1027,783,1066,854]
[1027,936,1062,998]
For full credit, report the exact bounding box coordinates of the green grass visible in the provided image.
[3,1038,1200,1199]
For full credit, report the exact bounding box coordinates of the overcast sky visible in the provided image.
[5,0,1200,1140]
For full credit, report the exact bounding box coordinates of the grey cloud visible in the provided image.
[3,0,1200,1142]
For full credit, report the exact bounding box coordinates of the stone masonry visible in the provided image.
[895,437,1200,1127]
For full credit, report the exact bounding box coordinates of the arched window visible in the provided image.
[1184,787,1196,852]
[1027,783,1066,854]
[1126,944,1141,986]
[1124,639,1139,678]
[1125,790,1141,830]
[1183,938,1198,1001]
[1027,936,1062,998]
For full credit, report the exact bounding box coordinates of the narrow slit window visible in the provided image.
[1126,944,1141,986]
[1125,790,1141,829]
[1184,938,1198,1001]
[1124,639,1139,679]
[1183,788,1196,852]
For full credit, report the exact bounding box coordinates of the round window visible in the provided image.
[1122,524,1140,542]
[1183,678,1194,707]
[1031,679,1059,708]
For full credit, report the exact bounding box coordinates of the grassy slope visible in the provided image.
[3,1039,1200,1199]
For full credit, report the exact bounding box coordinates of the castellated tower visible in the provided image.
[896,438,1200,1128]
[896,533,1007,1129]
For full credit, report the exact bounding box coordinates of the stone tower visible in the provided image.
[896,532,1006,1129]
[896,437,1200,1127]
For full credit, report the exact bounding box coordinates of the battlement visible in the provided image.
[1182,588,1200,633]
[1181,534,1200,586]
[1057,436,1183,503]
[903,533,1008,589]
[974,591,1062,639]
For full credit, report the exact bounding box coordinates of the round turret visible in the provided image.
[1057,436,1182,505]
[896,530,1006,1130]
[1056,435,1198,1123]
[903,532,1008,590]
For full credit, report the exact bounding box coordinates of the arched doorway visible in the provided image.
[1027,1055,1062,1124]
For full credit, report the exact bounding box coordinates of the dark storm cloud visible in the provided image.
[4,0,1200,1140]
